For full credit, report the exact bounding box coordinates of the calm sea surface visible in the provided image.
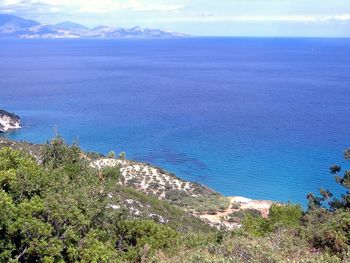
[1,38,350,205]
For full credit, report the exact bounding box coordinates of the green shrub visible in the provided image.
[243,204,303,236]
[230,202,241,210]
[2,138,350,262]
[116,220,180,261]
[243,214,270,237]
[0,145,124,262]
[304,209,350,256]
[101,165,121,180]
[165,189,189,203]
[168,194,230,214]
[42,136,82,169]
[228,209,262,224]
[157,229,341,263]
[269,203,303,229]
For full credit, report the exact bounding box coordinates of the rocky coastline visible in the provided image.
[0,109,22,133]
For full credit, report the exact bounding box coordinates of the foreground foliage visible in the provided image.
[1,138,350,262]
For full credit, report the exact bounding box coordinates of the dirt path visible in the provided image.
[199,196,274,230]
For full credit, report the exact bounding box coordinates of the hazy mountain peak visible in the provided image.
[54,21,89,30]
[0,14,39,28]
[130,26,143,31]
[0,14,187,38]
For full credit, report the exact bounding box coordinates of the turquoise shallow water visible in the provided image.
[1,38,350,205]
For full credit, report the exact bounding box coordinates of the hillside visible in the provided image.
[0,137,272,230]
[1,136,350,262]
[0,14,39,28]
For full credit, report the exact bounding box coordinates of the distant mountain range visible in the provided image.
[0,14,187,39]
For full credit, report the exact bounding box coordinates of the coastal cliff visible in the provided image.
[0,109,21,132]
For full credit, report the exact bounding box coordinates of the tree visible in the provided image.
[119,152,126,160]
[243,204,303,237]
[304,149,350,256]
[107,151,116,159]
[307,149,350,211]
[42,136,81,169]
[0,144,124,262]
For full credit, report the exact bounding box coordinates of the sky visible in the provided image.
[1,0,350,37]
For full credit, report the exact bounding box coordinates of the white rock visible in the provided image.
[0,110,21,133]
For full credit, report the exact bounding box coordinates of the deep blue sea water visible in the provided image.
[1,38,350,205]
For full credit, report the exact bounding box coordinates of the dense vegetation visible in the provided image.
[1,137,350,262]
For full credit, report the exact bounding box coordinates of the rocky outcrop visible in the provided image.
[0,109,22,132]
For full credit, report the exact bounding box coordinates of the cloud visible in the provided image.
[332,14,350,21]
[199,12,214,17]
[158,14,350,23]
[0,0,185,14]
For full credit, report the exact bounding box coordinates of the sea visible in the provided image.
[1,37,350,206]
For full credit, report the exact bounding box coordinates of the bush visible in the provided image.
[165,189,189,203]
[228,209,262,224]
[243,214,270,237]
[2,138,350,262]
[230,202,241,210]
[42,136,82,169]
[268,203,303,229]
[156,229,341,263]
[0,147,46,201]
[243,204,303,237]
[166,193,230,214]
[0,145,123,262]
[116,220,181,261]
[101,165,121,180]
[303,209,350,256]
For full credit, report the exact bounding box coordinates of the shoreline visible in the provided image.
[0,136,274,229]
